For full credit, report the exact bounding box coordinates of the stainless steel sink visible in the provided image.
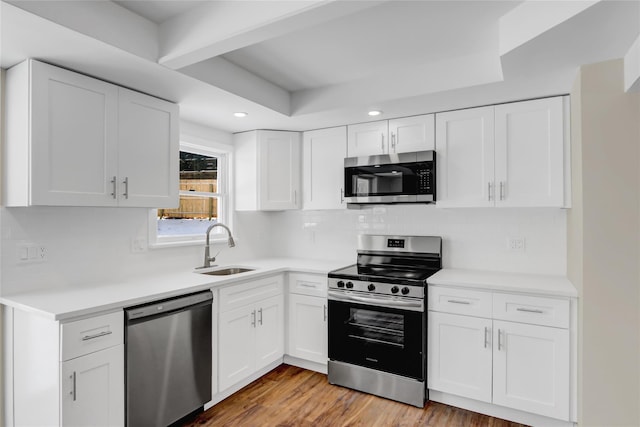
[198,267,255,276]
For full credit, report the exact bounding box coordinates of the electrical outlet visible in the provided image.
[131,237,148,253]
[18,244,47,263]
[507,237,526,252]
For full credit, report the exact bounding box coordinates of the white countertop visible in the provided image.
[427,268,577,298]
[0,257,351,322]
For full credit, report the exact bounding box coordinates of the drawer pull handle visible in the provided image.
[498,329,503,351]
[484,327,490,348]
[447,299,471,305]
[70,372,77,401]
[516,307,544,314]
[299,283,317,288]
[82,331,113,341]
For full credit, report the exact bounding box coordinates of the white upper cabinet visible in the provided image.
[436,96,569,208]
[234,130,301,211]
[303,126,347,210]
[435,106,495,207]
[347,120,388,157]
[388,114,435,153]
[347,115,434,157]
[117,88,179,208]
[3,59,179,208]
[494,97,566,207]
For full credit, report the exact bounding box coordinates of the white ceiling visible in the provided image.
[1,0,639,134]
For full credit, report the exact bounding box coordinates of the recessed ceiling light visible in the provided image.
[233,112,248,118]
[368,110,382,116]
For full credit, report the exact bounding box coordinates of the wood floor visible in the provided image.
[182,365,529,427]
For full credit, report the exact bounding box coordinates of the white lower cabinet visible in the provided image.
[61,345,125,427]
[218,275,284,391]
[288,294,327,364]
[428,286,573,422]
[4,308,124,427]
[286,273,328,366]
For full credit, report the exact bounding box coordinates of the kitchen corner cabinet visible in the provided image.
[3,59,179,208]
[287,273,328,365]
[435,96,569,208]
[428,286,572,421]
[346,114,434,157]
[218,275,284,391]
[234,130,301,211]
[302,126,347,210]
[3,308,124,427]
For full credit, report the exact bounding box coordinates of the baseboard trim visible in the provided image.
[283,355,327,374]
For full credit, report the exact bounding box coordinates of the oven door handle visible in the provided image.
[328,290,424,312]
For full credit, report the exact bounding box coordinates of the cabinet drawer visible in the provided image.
[60,311,124,361]
[288,273,327,297]
[219,274,283,313]
[428,286,492,318]
[493,293,570,328]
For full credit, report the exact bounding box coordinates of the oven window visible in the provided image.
[347,308,404,348]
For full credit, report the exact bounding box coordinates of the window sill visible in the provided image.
[150,236,230,249]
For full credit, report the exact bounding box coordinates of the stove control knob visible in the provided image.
[401,287,410,295]
[337,281,345,288]
[368,284,376,291]
[346,281,354,289]
[391,286,399,294]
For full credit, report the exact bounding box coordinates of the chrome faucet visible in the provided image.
[201,223,235,268]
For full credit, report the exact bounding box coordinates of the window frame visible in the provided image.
[149,141,232,248]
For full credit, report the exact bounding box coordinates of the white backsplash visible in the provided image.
[269,205,567,275]
[0,204,566,295]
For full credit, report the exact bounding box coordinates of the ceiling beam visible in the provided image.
[499,0,600,56]
[158,0,383,70]
[3,0,159,62]
[179,57,291,116]
[624,35,640,92]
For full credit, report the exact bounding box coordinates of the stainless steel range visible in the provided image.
[327,234,442,407]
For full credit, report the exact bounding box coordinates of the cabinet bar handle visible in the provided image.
[82,330,113,341]
[122,177,129,199]
[340,188,344,204]
[484,327,489,348]
[487,182,492,201]
[516,307,544,314]
[251,310,256,327]
[324,304,327,322]
[110,176,117,199]
[293,190,297,205]
[447,299,471,305]
[299,283,317,288]
[71,372,77,401]
[498,329,503,351]
[381,133,385,152]
[391,132,397,150]
[500,181,505,200]
[258,308,263,325]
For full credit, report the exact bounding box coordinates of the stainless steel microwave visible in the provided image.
[344,150,436,206]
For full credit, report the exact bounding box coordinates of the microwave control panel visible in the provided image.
[417,163,434,194]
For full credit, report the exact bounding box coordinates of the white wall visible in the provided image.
[270,205,567,275]
[568,58,640,427]
[0,207,272,295]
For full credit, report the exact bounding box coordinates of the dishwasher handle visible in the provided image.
[125,291,213,322]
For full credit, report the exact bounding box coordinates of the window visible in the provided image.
[151,143,229,246]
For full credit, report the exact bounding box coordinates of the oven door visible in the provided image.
[328,292,425,380]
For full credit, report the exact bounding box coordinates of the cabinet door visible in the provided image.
[117,88,179,208]
[494,97,565,207]
[30,60,119,206]
[288,294,327,364]
[303,127,347,210]
[493,320,570,420]
[428,312,492,403]
[347,120,388,157]
[388,114,435,153]
[218,305,255,391]
[255,295,284,371]
[435,106,495,207]
[60,345,124,427]
[258,130,301,210]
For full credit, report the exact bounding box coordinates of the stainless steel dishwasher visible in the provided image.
[125,291,213,427]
